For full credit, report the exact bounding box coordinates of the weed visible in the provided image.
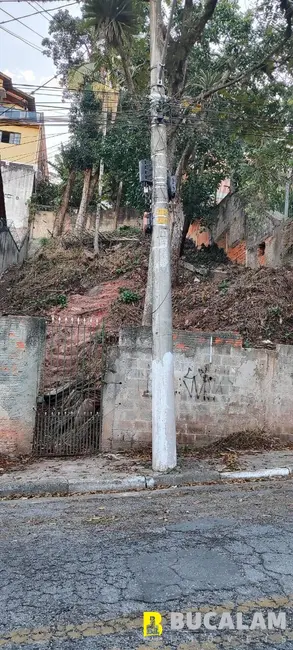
[37,294,68,309]
[119,287,140,304]
[40,237,49,247]
[94,329,104,344]
[267,305,281,317]
[118,226,141,235]
[218,279,229,294]
[55,294,67,308]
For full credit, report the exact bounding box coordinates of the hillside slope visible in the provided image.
[1,235,293,347]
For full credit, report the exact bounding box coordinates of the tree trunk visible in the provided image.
[53,170,75,236]
[88,170,99,205]
[74,168,92,232]
[142,242,153,326]
[180,212,191,256]
[171,197,185,285]
[94,158,104,254]
[114,180,123,231]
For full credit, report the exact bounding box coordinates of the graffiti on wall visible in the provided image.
[181,365,231,402]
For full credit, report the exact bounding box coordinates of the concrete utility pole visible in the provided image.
[150,0,177,471]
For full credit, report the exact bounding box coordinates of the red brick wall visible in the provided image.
[227,240,246,265]
[187,220,210,247]
[216,232,246,265]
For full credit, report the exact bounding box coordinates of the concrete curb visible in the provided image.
[0,467,292,498]
[146,470,219,489]
[0,479,69,498]
[67,476,146,494]
[220,467,291,480]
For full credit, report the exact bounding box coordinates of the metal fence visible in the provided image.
[33,317,105,457]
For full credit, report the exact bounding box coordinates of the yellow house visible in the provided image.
[0,71,48,177]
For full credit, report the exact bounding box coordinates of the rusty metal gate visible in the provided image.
[33,316,105,456]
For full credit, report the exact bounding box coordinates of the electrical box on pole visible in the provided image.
[167,173,176,200]
[139,160,153,185]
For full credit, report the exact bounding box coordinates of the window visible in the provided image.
[0,130,21,145]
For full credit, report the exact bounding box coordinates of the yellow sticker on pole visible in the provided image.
[155,208,169,224]
[156,216,169,224]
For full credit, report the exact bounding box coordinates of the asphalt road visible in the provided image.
[1,479,293,649]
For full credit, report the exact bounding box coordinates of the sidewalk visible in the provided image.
[1,447,293,498]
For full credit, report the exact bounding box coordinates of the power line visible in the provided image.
[0,6,45,39]
[27,1,51,22]
[0,24,44,51]
[0,2,79,25]
[0,75,60,120]
[0,130,69,152]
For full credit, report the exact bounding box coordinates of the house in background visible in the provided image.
[187,177,293,268]
[0,71,48,243]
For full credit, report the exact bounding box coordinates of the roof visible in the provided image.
[0,72,36,112]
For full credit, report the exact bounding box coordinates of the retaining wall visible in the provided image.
[101,327,293,450]
[0,316,45,456]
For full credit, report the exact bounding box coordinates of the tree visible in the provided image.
[83,0,144,94]
[42,10,94,86]
[70,88,103,231]
[164,0,293,281]
[101,94,150,211]
[53,144,79,235]
[30,179,59,210]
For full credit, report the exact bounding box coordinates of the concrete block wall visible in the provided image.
[0,316,45,456]
[1,161,35,244]
[30,206,141,244]
[101,327,293,450]
[0,227,28,274]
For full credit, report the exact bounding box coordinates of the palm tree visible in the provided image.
[83,0,138,94]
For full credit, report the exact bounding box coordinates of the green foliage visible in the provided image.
[68,88,103,171]
[267,305,281,317]
[236,136,293,226]
[30,180,59,209]
[83,0,139,48]
[118,287,140,303]
[43,0,293,233]
[53,294,68,308]
[218,279,229,295]
[42,10,93,86]
[118,225,141,234]
[174,0,293,230]
[102,95,150,209]
[37,294,68,309]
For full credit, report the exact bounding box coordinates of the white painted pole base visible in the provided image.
[152,352,177,472]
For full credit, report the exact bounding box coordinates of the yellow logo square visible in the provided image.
[143,612,163,637]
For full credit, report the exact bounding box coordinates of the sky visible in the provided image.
[0,0,251,172]
[0,0,82,171]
